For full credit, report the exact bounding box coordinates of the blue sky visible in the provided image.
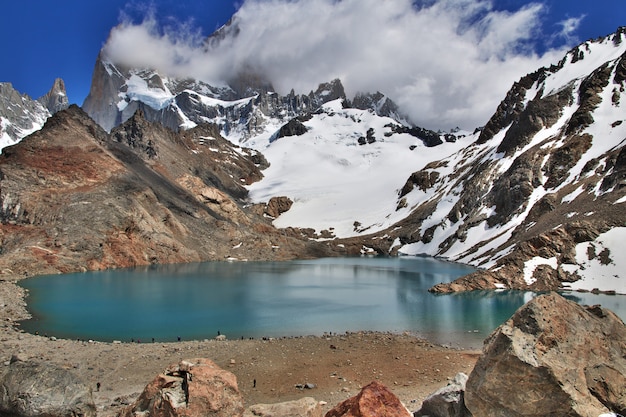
[1,1,624,129]
[0,0,237,104]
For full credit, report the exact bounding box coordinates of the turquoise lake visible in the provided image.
[18,257,626,348]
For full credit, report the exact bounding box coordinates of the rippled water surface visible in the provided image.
[19,257,625,348]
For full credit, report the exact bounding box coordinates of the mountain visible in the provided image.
[0,79,69,151]
[0,105,333,278]
[3,23,625,294]
[82,53,438,146]
[80,26,626,294]
[329,27,625,293]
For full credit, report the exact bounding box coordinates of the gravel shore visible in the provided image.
[0,278,480,416]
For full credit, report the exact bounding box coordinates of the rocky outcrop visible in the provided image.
[325,381,411,417]
[36,78,69,114]
[399,170,441,198]
[265,196,294,218]
[276,118,309,139]
[465,293,626,416]
[414,373,470,417]
[245,397,323,417]
[476,70,545,145]
[119,358,244,417]
[0,356,96,417]
[351,91,404,121]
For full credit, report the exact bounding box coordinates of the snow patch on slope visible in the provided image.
[246,100,467,237]
[561,227,626,294]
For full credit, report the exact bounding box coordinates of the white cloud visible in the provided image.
[554,16,585,44]
[102,0,574,130]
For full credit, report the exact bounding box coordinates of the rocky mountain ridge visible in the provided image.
[82,53,433,145]
[0,79,69,150]
[0,105,333,278]
[330,27,626,293]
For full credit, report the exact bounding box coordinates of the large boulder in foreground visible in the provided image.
[325,380,411,417]
[465,293,626,417]
[0,357,96,417]
[119,358,244,417]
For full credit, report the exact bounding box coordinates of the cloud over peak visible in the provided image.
[103,0,580,130]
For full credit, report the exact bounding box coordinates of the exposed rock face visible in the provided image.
[83,54,352,139]
[36,78,69,114]
[0,357,96,417]
[119,358,244,417]
[351,91,405,121]
[325,381,411,417]
[276,118,309,139]
[82,54,443,151]
[265,196,294,218]
[414,373,470,417]
[465,293,626,417]
[0,106,333,279]
[245,397,323,417]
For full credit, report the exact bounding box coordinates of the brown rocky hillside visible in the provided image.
[0,106,333,278]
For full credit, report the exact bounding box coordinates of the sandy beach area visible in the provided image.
[0,278,480,416]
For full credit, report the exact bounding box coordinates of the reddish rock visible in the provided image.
[324,381,411,417]
[119,358,244,417]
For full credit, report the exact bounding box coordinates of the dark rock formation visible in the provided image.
[352,91,403,120]
[385,123,443,147]
[119,358,244,417]
[399,170,440,198]
[325,381,411,417]
[276,118,308,139]
[495,86,572,156]
[0,357,96,417]
[414,373,470,417]
[476,71,544,145]
[465,293,626,417]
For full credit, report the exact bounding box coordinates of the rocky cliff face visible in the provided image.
[0,79,68,151]
[36,78,69,114]
[0,105,333,279]
[82,53,439,147]
[338,27,626,293]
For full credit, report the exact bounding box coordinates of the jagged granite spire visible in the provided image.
[37,78,69,114]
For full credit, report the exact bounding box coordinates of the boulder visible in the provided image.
[414,373,470,417]
[0,358,96,417]
[245,397,323,417]
[465,293,626,417]
[265,196,293,218]
[119,358,244,417]
[325,380,411,417]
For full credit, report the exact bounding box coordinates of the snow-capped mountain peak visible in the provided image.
[0,79,69,152]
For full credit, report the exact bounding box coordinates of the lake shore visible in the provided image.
[0,278,481,416]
